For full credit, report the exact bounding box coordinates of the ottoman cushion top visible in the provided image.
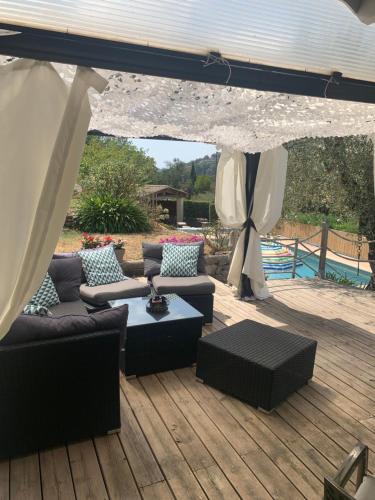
[200,319,316,370]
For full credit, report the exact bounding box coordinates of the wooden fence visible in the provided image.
[272,220,369,260]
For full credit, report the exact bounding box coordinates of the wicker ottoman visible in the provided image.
[196,319,317,412]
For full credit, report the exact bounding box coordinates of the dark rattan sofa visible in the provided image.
[142,241,215,323]
[0,255,128,459]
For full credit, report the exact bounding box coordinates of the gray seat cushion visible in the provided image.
[49,300,88,316]
[152,274,215,296]
[80,278,150,306]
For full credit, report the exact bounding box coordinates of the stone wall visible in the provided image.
[204,254,230,283]
[122,254,230,282]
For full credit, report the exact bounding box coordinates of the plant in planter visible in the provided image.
[81,232,102,249]
[81,233,126,262]
[102,236,126,262]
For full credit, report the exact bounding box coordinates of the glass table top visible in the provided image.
[109,293,203,327]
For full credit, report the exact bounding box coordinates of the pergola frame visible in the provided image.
[1,23,375,104]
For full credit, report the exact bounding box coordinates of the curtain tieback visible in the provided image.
[242,217,257,233]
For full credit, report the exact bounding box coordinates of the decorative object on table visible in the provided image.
[109,294,203,377]
[196,319,317,412]
[78,245,126,286]
[160,243,200,277]
[146,294,168,314]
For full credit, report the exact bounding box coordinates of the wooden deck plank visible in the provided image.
[118,388,165,489]
[176,367,304,500]
[297,385,375,457]
[40,447,76,500]
[68,440,109,500]
[206,383,323,500]
[121,377,207,500]
[140,481,175,500]
[94,434,142,500]
[139,374,215,472]
[157,370,273,499]
[10,454,41,500]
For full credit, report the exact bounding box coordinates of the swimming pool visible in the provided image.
[266,249,371,286]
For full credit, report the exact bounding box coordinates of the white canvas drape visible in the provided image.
[0,59,107,339]
[216,146,288,299]
[215,150,247,228]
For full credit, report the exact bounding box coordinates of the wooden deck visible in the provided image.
[2,277,375,499]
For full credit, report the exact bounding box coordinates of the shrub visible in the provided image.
[77,196,151,233]
[184,201,218,225]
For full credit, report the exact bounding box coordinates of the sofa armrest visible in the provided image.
[0,329,121,459]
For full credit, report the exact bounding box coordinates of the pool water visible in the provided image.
[266,249,371,287]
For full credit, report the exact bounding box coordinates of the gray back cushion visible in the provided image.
[142,241,206,277]
[1,304,128,346]
[48,256,82,302]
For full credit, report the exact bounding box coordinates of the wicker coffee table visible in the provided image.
[196,319,317,412]
[110,294,203,377]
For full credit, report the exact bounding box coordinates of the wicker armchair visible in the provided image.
[324,443,375,500]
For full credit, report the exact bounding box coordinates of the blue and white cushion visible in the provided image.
[23,304,50,316]
[78,245,125,287]
[160,243,200,277]
[28,273,60,308]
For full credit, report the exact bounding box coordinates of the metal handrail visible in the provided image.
[263,226,373,286]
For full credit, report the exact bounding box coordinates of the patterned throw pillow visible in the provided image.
[29,273,60,308]
[78,245,125,287]
[23,304,50,316]
[160,243,200,277]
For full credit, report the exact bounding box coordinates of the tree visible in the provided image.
[194,174,212,193]
[190,163,197,187]
[317,136,375,289]
[79,137,157,199]
[285,136,375,289]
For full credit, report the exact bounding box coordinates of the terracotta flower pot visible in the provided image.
[114,248,125,263]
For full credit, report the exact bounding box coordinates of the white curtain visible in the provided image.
[339,0,375,24]
[0,59,107,339]
[215,149,247,228]
[216,146,288,299]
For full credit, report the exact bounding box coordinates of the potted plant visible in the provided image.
[102,236,126,262]
[81,233,126,262]
[81,233,102,249]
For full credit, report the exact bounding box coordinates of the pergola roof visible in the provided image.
[1,0,375,82]
[2,1,375,152]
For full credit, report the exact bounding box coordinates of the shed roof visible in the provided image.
[142,185,187,198]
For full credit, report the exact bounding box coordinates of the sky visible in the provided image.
[131,139,217,169]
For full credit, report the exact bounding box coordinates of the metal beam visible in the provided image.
[1,23,375,103]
